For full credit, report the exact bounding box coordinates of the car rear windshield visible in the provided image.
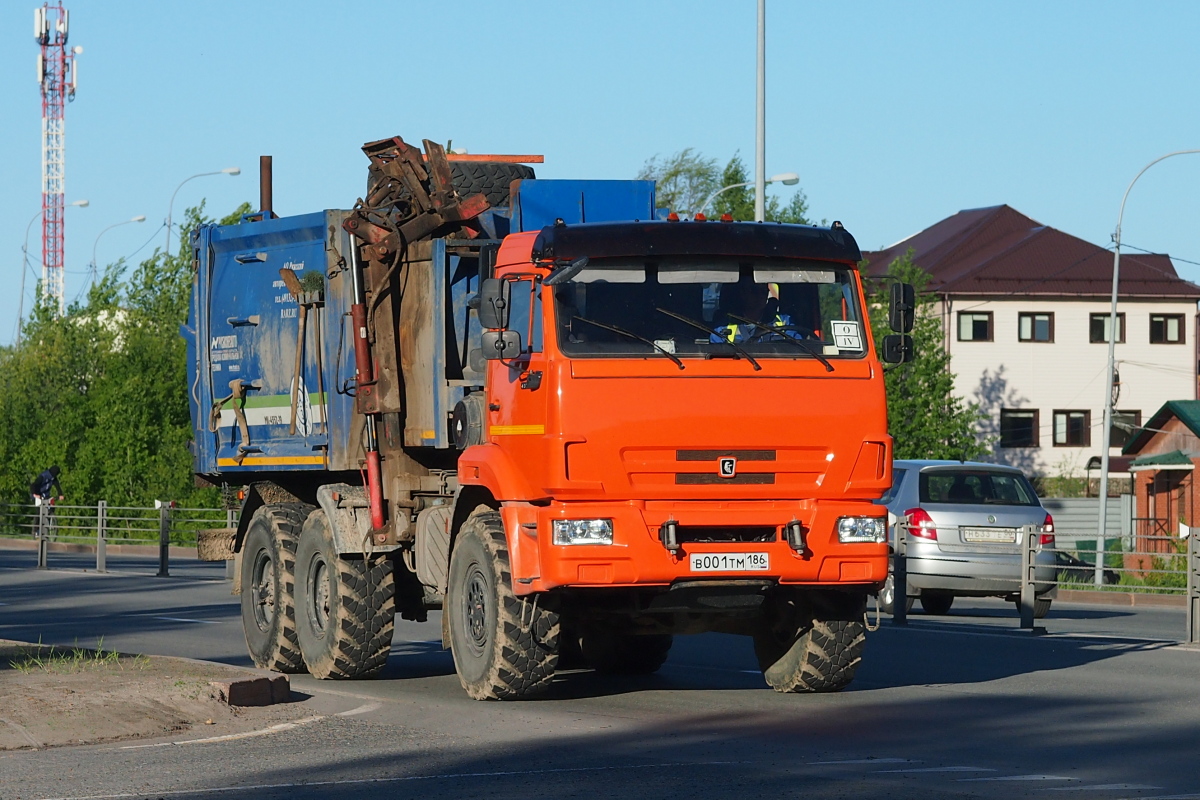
[919,470,1040,506]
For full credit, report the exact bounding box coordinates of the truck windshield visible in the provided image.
[552,257,867,362]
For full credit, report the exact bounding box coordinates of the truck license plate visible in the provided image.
[689,552,770,572]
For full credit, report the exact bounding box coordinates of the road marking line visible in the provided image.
[145,616,221,624]
[120,715,325,749]
[35,761,748,800]
[959,775,1072,782]
[1046,784,1163,792]
[335,702,381,717]
[811,758,915,765]
[878,767,994,773]
[879,623,1178,648]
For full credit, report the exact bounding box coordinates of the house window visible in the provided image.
[1110,409,1142,449]
[1089,313,1125,343]
[1000,409,1039,447]
[1150,314,1185,344]
[1018,312,1054,342]
[958,312,993,342]
[1053,410,1090,447]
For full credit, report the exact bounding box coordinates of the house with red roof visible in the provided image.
[863,205,1200,478]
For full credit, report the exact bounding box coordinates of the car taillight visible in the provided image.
[1040,513,1055,546]
[904,507,937,540]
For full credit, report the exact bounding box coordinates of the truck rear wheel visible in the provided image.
[753,591,866,693]
[295,509,396,679]
[447,507,559,700]
[240,504,309,673]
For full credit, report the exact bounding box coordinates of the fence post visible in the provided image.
[1188,526,1200,645]
[95,500,107,573]
[36,503,48,570]
[225,508,237,581]
[892,518,908,627]
[1094,530,1106,587]
[156,502,170,577]
[1020,524,1038,630]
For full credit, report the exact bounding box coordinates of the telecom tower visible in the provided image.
[35,2,80,317]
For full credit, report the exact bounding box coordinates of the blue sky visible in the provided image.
[3,1,1200,342]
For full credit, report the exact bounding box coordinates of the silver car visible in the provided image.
[875,460,1057,617]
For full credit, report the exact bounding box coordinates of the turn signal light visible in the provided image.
[904,507,937,540]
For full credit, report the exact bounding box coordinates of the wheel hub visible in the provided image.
[252,550,275,631]
[464,565,489,653]
[309,557,331,635]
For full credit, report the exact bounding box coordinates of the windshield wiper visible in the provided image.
[726,313,834,372]
[571,316,685,370]
[654,308,762,371]
[543,256,589,286]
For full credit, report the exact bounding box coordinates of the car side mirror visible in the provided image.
[479,278,510,329]
[881,334,915,364]
[889,282,915,333]
[482,329,522,360]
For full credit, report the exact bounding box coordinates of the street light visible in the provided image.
[165,168,241,255]
[1095,149,1200,586]
[90,215,147,287]
[16,200,88,343]
[698,172,799,218]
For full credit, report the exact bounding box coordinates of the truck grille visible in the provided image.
[676,473,775,485]
[675,525,777,544]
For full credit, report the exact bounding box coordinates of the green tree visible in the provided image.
[638,149,815,222]
[865,250,988,461]
[0,201,250,509]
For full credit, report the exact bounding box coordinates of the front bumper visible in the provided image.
[500,499,889,595]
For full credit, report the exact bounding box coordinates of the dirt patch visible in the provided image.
[0,639,305,751]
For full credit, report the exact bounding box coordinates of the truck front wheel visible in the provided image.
[753,590,866,693]
[447,507,559,700]
[240,504,309,673]
[295,508,396,679]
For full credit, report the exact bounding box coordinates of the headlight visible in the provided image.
[552,519,614,545]
[837,516,887,543]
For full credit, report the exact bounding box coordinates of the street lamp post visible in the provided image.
[755,0,766,222]
[17,200,87,343]
[90,215,147,288]
[1095,149,1200,585]
[698,172,799,218]
[165,168,241,255]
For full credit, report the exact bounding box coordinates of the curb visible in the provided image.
[0,639,291,708]
[1056,588,1186,608]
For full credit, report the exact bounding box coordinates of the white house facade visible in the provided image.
[865,205,1200,478]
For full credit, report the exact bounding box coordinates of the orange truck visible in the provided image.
[187,136,915,699]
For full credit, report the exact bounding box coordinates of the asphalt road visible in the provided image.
[2,547,1199,800]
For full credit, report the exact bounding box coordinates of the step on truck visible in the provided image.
[185,135,916,698]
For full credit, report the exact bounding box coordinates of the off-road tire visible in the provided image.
[367,162,535,209]
[753,591,866,693]
[877,573,914,616]
[240,504,309,673]
[295,508,396,679]
[447,506,559,700]
[920,591,954,616]
[578,628,673,675]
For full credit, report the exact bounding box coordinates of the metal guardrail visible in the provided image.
[0,501,236,577]
[890,517,1200,643]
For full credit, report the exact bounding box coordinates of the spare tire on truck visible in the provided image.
[367,162,535,209]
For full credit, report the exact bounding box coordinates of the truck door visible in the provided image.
[486,278,549,480]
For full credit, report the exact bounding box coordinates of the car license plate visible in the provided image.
[689,552,770,572]
[960,526,1017,543]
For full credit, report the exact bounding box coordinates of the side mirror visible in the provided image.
[482,329,523,360]
[479,278,510,329]
[889,283,915,333]
[881,334,915,364]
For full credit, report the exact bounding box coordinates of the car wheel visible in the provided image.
[919,591,954,615]
[1012,597,1053,619]
[877,573,914,615]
